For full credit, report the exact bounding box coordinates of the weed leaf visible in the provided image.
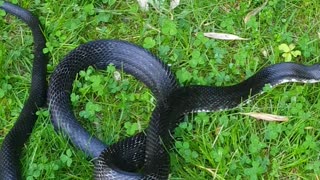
[278,43,301,62]
[278,43,290,52]
[291,50,301,57]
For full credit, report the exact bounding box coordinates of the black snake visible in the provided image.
[1,2,319,180]
[0,2,47,179]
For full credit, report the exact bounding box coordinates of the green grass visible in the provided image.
[1,0,320,179]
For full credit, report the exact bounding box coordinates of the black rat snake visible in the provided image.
[0,2,319,180]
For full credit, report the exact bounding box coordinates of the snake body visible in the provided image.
[48,42,320,179]
[1,1,320,180]
[0,2,47,179]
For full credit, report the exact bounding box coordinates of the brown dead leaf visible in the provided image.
[240,112,288,122]
[204,32,249,40]
[244,1,268,24]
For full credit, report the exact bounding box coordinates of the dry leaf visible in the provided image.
[137,0,149,11]
[215,126,222,136]
[204,32,249,40]
[113,71,121,81]
[261,48,268,58]
[244,1,268,24]
[195,165,217,177]
[240,112,288,122]
[170,0,180,10]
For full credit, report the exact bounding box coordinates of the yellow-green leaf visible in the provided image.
[283,52,292,62]
[278,44,290,52]
[289,44,296,51]
[291,50,301,57]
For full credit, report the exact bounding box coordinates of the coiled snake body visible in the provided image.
[1,2,319,180]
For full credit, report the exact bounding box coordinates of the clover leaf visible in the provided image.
[278,43,301,62]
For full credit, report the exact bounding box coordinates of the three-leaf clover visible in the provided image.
[278,43,301,62]
[60,149,73,167]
